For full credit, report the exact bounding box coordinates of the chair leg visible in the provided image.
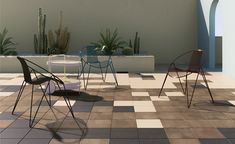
[29,84,34,127]
[29,84,49,128]
[185,74,189,107]
[159,72,169,97]
[99,63,104,82]
[61,85,75,118]
[201,69,214,103]
[110,62,118,86]
[176,72,185,94]
[39,83,51,107]
[85,65,91,90]
[188,72,199,108]
[12,81,26,114]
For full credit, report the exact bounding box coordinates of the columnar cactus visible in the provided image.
[133,32,140,54]
[48,11,70,54]
[34,8,48,54]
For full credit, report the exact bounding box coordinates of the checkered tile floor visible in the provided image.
[1,72,235,144]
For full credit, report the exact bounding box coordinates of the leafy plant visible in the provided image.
[0,28,17,55]
[91,28,127,55]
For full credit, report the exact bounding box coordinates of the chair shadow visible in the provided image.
[51,90,104,102]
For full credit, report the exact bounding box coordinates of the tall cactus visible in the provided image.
[133,32,140,54]
[34,8,48,54]
[48,11,70,54]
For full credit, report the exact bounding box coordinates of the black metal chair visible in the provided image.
[158,49,214,108]
[12,56,75,127]
[79,46,118,90]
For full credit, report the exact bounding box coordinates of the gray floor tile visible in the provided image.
[56,128,84,139]
[219,128,235,138]
[199,138,231,144]
[0,139,21,144]
[86,128,110,139]
[9,119,38,128]
[0,112,22,120]
[25,128,53,139]
[139,139,170,144]
[138,128,168,139]
[113,106,134,112]
[111,128,138,139]
[19,138,51,144]
[72,105,93,112]
[0,128,30,138]
[94,101,113,106]
[110,139,140,144]
[33,100,56,106]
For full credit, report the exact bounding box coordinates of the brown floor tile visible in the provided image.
[161,120,191,128]
[0,120,14,128]
[49,139,81,144]
[165,128,195,138]
[91,106,113,113]
[135,112,159,119]
[89,112,112,120]
[210,120,235,128]
[111,120,137,128]
[191,128,225,138]
[112,112,135,120]
[80,139,109,144]
[169,138,200,144]
[185,120,214,128]
[87,120,111,128]
[158,112,184,120]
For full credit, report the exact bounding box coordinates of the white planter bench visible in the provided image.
[0,55,155,73]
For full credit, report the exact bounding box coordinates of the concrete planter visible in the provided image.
[0,55,155,73]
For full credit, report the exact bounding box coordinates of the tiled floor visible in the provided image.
[1,72,235,144]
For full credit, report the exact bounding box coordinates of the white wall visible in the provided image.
[221,0,235,79]
[0,0,197,64]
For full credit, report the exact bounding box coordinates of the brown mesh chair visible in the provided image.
[158,49,214,108]
[12,56,75,127]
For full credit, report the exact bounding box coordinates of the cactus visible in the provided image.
[48,11,70,54]
[34,8,48,54]
[133,32,140,54]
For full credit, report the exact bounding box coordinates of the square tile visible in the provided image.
[113,106,135,112]
[112,120,137,128]
[140,139,170,144]
[114,101,133,106]
[85,128,110,138]
[199,139,230,144]
[138,128,168,139]
[53,100,75,106]
[0,92,14,97]
[0,139,21,144]
[165,92,184,97]
[131,92,149,97]
[134,105,156,112]
[25,128,53,138]
[111,128,138,139]
[19,138,51,144]
[0,128,30,138]
[150,96,170,101]
[110,139,139,144]
[80,139,109,144]
[219,128,235,138]
[136,119,163,128]
[0,112,22,120]
[228,100,235,106]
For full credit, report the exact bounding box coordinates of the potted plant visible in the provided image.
[91,28,127,55]
[0,28,17,55]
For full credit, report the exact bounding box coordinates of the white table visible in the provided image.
[47,55,82,77]
[46,55,82,93]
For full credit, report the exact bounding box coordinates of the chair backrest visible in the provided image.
[81,46,99,63]
[17,57,32,83]
[188,49,203,72]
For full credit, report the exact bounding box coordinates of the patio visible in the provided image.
[1,71,235,144]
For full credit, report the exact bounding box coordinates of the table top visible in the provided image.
[47,60,82,66]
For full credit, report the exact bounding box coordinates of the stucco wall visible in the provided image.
[0,0,197,64]
[221,0,235,79]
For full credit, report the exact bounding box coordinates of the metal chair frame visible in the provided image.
[79,46,118,90]
[158,49,214,108]
[12,56,75,127]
